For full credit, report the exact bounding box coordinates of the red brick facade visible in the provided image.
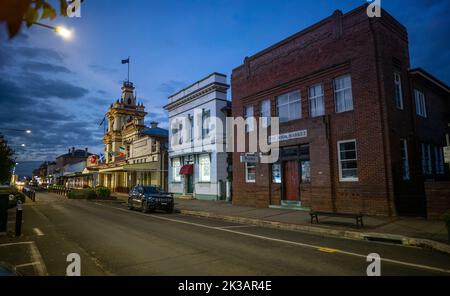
[231,5,450,217]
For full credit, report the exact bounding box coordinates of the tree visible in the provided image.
[0,0,83,39]
[0,133,15,183]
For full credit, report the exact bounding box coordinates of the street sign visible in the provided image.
[444,146,450,164]
[240,154,259,163]
[269,130,308,143]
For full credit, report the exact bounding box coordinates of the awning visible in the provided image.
[179,164,193,175]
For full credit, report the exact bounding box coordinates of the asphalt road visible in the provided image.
[1,191,450,276]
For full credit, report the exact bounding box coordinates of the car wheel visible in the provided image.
[128,199,134,210]
[166,205,174,214]
[141,201,149,213]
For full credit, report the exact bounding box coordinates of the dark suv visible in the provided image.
[128,185,174,213]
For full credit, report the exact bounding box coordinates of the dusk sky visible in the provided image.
[0,0,449,164]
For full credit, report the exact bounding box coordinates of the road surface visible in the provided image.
[1,191,449,276]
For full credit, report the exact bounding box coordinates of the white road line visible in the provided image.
[93,202,450,275]
[33,227,44,236]
[28,241,48,276]
[0,241,33,247]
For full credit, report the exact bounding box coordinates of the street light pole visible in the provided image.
[0,128,31,134]
[33,21,73,40]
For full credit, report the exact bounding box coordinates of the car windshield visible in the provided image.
[143,186,164,194]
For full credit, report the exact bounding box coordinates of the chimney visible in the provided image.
[151,121,158,128]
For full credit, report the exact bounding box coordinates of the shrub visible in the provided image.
[68,188,96,200]
[95,187,111,199]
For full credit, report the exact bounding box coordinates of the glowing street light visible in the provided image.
[55,26,73,40]
[26,130,32,134]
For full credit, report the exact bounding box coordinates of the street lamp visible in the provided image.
[33,21,73,40]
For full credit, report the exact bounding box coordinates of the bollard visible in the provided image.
[15,200,23,237]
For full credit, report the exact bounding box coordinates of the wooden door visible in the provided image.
[283,160,299,201]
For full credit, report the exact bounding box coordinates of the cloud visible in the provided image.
[156,80,186,95]
[22,61,72,73]
[89,64,119,74]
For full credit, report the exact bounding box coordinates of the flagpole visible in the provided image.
[128,56,130,82]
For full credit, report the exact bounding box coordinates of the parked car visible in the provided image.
[128,185,174,213]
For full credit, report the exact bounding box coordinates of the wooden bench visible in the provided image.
[310,211,364,228]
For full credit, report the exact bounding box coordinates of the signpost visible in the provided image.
[240,154,259,163]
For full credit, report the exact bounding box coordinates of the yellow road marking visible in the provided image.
[318,247,338,253]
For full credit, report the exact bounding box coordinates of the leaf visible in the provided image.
[23,6,39,27]
[41,4,57,20]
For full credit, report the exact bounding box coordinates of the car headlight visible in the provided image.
[8,194,15,201]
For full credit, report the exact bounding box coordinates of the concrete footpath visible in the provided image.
[112,193,450,254]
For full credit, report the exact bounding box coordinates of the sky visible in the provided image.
[0,0,449,166]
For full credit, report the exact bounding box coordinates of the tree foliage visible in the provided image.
[0,0,81,39]
[0,134,15,183]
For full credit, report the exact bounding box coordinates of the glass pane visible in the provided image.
[272,163,281,184]
[277,95,288,106]
[342,168,357,179]
[278,105,289,122]
[289,101,301,120]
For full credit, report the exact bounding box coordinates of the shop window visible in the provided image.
[172,158,181,182]
[199,154,211,182]
[272,162,281,184]
[277,91,301,123]
[334,75,353,113]
[309,84,325,117]
[301,161,311,183]
[245,162,256,183]
[338,140,358,181]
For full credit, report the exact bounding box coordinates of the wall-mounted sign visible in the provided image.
[269,130,308,143]
[240,154,259,163]
[444,146,450,164]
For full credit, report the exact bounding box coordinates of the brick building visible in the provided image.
[231,4,450,217]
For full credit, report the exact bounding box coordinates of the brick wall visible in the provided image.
[425,181,450,219]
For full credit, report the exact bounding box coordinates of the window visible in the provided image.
[435,146,445,175]
[260,99,271,128]
[272,162,281,184]
[245,162,256,183]
[421,143,432,175]
[202,109,211,138]
[277,91,301,123]
[400,139,410,180]
[309,84,325,117]
[244,105,254,132]
[301,161,311,183]
[414,89,427,118]
[172,158,181,182]
[338,140,358,181]
[334,75,353,113]
[394,72,404,109]
[199,154,211,182]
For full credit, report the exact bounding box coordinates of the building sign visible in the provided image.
[444,146,450,164]
[269,130,308,143]
[240,154,259,163]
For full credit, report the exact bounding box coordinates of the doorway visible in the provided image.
[283,160,299,201]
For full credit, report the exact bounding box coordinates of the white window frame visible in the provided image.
[334,75,354,113]
[244,105,254,132]
[172,158,181,182]
[414,89,427,118]
[435,146,445,175]
[277,91,301,123]
[245,162,256,183]
[337,139,359,182]
[400,139,410,180]
[309,83,325,117]
[260,99,271,128]
[198,154,211,182]
[394,72,404,110]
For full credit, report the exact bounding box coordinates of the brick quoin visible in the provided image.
[231,4,450,217]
